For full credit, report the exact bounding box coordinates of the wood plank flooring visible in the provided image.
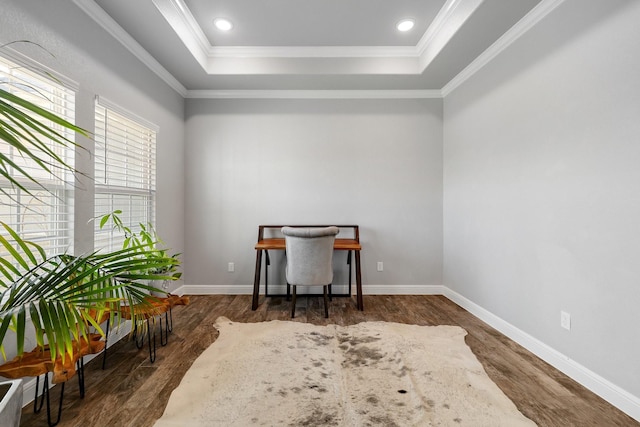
[20,295,638,426]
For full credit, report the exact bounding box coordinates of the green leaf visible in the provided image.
[16,306,26,356]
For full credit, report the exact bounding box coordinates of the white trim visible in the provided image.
[178,284,444,295]
[362,284,445,295]
[155,0,210,55]
[151,0,209,70]
[208,45,419,59]
[441,0,568,96]
[0,46,80,92]
[149,0,473,72]
[416,0,483,72]
[185,90,442,100]
[72,0,187,96]
[416,0,461,56]
[95,95,160,133]
[151,0,421,60]
[442,287,640,423]
[178,284,250,295]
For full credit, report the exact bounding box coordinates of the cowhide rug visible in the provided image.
[154,317,536,427]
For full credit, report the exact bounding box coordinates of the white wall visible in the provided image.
[0,0,185,286]
[444,0,640,399]
[184,98,443,294]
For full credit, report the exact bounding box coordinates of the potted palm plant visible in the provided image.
[0,60,180,425]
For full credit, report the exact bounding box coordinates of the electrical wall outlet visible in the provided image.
[560,311,571,330]
[228,262,235,273]
[377,261,383,272]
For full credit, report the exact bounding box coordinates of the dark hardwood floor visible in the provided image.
[20,295,638,426]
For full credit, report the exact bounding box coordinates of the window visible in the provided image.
[0,53,76,256]
[94,97,157,252]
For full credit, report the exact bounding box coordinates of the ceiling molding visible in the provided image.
[72,0,188,96]
[74,0,558,99]
[152,0,209,70]
[154,0,424,61]
[208,46,420,59]
[442,0,568,97]
[151,0,482,74]
[186,90,442,100]
[416,0,482,71]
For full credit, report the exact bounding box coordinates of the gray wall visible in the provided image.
[443,0,640,397]
[184,98,443,293]
[0,0,185,288]
[4,0,640,415]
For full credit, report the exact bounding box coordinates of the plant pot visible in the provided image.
[150,280,169,297]
[0,379,23,427]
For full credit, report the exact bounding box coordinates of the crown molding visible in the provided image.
[208,45,419,59]
[416,0,460,56]
[186,90,443,100]
[72,0,187,96]
[152,0,470,65]
[441,0,568,97]
[155,0,424,61]
[152,0,209,69]
[73,0,564,100]
[417,0,483,72]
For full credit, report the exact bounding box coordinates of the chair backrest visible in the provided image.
[281,226,340,286]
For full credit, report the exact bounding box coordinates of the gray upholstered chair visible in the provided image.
[282,226,339,318]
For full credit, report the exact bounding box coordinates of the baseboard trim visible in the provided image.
[362,284,445,295]
[442,287,640,423]
[176,284,444,295]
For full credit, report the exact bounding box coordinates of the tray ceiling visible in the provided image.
[75,0,547,96]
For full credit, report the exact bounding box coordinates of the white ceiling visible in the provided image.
[74,0,545,96]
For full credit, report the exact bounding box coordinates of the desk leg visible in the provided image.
[252,250,263,310]
[347,251,352,297]
[355,250,363,311]
[265,250,270,296]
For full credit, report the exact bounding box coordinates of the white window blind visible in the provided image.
[94,98,157,252]
[0,53,75,256]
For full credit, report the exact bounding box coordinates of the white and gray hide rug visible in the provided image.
[154,317,536,427]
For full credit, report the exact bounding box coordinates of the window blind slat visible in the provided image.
[0,54,75,259]
[94,102,156,251]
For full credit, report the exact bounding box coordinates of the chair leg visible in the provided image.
[291,285,297,318]
[286,282,291,301]
[328,284,332,301]
[323,285,329,318]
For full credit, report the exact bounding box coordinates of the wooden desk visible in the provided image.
[252,225,363,311]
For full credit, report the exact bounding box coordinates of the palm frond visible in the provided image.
[0,224,180,362]
[0,87,89,202]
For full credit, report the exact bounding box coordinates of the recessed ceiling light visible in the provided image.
[396,19,415,32]
[214,18,233,31]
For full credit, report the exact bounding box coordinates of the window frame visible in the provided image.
[0,49,78,256]
[93,96,158,252]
